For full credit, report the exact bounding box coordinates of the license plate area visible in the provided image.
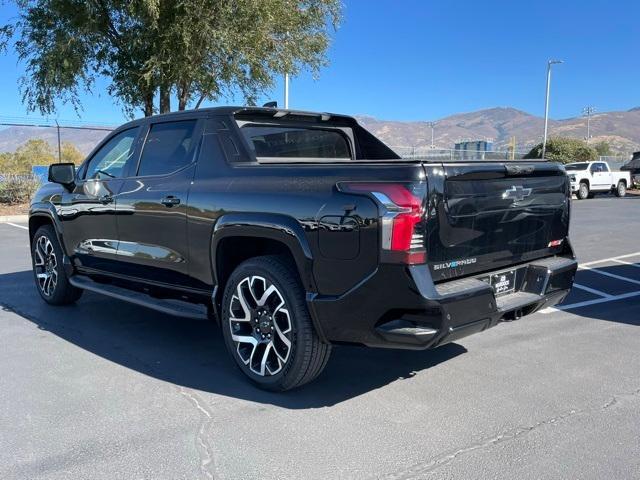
[489,270,516,296]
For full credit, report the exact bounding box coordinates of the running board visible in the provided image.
[69,275,209,320]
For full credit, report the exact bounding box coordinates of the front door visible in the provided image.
[115,119,201,287]
[60,126,141,273]
[590,162,609,190]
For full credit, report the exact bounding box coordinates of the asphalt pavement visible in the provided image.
[1,194,639,479]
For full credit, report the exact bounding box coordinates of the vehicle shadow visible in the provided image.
[0,270,466,408]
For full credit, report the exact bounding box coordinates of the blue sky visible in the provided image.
[1,0,638,124]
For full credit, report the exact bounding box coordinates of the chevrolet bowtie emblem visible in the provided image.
[503,185,532,202]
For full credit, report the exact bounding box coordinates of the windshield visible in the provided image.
[565,162,590,170]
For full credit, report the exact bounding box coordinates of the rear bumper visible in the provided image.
[308,249,577,350]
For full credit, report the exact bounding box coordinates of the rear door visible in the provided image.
[59,127,141,273]
[424,162,570,281]
[115,118,203,286]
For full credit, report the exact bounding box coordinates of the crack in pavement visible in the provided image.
[377,388,640,480]
[179,387,217,480]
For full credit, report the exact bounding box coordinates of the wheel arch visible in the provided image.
[210,213,317,316]
[28,210,75,278]
[29,209,62,246]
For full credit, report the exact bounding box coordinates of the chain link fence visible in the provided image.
[0,117,114,163]
[391,146,527,161]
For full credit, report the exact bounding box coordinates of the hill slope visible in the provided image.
[357,107,640,154]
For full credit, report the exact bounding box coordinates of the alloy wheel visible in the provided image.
[228,276,292,376]
[34,235,58,297]
[619,183,626,196]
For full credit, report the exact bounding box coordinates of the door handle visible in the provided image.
[161,195,181,207]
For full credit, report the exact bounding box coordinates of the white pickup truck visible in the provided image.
[566,161,631,199]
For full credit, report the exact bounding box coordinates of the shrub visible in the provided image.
[0,175,41,204]
[525,137,598,164]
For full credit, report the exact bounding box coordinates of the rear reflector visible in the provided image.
[548,239,564,247]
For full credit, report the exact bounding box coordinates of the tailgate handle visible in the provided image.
[505,165,535,176]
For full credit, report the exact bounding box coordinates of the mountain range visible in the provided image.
[357,107,640,154]
[1,106,639,156]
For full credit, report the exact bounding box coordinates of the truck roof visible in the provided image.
[115,106,355,131]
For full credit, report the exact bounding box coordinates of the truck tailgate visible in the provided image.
[425,162,570,281]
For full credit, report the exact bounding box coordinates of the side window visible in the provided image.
[137,120,197,177]
[85,128,139,180]
[590,163,600,173]
[599,162,609,172]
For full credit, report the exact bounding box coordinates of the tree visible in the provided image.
[525,137,598,164]
[4,139,56,173]
[1,0,341,117]
[0,139,83,174]
[594,141,612,157]
[60,142,85,165]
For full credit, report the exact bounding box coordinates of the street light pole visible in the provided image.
[582,106,596,143]
[542,59,563,159]
[284,73,289,109]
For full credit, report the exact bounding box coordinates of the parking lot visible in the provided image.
[1,195,639,480]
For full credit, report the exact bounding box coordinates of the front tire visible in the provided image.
[615,181,627,197]
[31,225,83,305]
[221,256,331,391]
[577,182,590,200]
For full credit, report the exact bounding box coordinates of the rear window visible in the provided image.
[240,125,351,159]
[137,120,196,176]
[565,163,589,170]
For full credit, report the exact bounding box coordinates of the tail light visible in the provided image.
[338,182,427,264]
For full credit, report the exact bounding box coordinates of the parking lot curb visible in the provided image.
[0,214,28,223]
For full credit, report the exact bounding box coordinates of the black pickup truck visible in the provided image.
[29,106,577,390]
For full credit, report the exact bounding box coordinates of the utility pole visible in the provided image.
[55,119,62,163]
[427,122,436,148]
[542,59,563,159]
[582,106,596,143]
[284,73,289,109]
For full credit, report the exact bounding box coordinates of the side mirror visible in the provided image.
[48,163,76,188]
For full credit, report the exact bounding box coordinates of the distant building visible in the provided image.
[454,140,494,160]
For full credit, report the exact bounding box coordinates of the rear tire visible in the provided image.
[577,182,590,200]
[221,255,331,391]
[615,181,627,197]
[31,225,83,305]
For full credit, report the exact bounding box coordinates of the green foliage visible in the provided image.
[2,0,342,116]
[0,175,41,204]
[524,137,598,164]
[0,139,84,174]
[594,141,612,157]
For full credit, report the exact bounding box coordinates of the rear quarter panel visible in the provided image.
[186,129,426,296]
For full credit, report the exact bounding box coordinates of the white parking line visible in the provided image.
[580,251,640,267]
[541,290,640,314]
[612,259,640,269]
[5,222,28,230]
[540,251,640,314]
[571,283,612,298]
[579,265,640,287]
